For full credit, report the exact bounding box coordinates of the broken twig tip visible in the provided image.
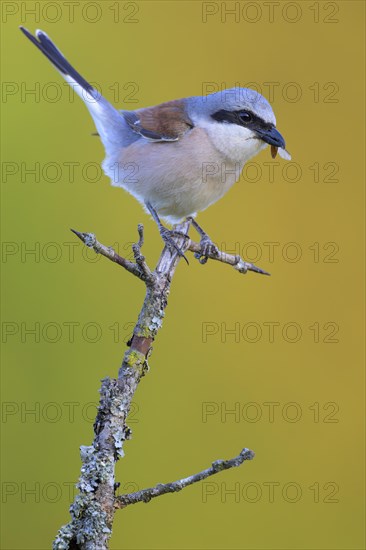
[70,228,96,248]
[70,228,83,240]
[248,265,271,276]
[241,448,256,460]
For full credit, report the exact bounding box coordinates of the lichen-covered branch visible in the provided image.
[53,222,261,550]
[115,448,255,509]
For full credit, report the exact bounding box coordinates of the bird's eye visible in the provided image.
[239,111,252,123]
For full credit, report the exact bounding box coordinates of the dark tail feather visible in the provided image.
[19,27,94,94]
[20,27,127,154]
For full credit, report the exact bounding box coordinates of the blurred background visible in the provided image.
[1,1,365,548]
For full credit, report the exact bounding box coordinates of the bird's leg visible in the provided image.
[187,217,219,264]
[145,202,189,264]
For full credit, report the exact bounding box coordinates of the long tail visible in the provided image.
[20,27,127,153]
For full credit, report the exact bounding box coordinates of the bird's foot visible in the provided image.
[145,201,189,264]
[187,217,219,264]
[159,226,190,264]
[194,235,219,264]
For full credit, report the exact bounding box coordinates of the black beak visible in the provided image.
[256,126,285,148]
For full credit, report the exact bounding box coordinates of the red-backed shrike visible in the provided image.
[20,27,291,262]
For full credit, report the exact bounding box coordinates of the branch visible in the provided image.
[115,448,255,509]
[188,241,270,275]
[53,222,260,550]
[70,227,154,283]
[71,227,270,277]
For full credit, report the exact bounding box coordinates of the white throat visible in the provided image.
[193,115,268,164]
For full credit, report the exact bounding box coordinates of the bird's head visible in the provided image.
[187,87,290,163]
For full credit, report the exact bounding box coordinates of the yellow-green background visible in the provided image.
[1,1,365,548]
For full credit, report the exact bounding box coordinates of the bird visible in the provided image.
[20,27,291,263]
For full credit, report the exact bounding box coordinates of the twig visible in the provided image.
[71,227,270,278]
[187,240,270,275]
[115,448,255,509]
[70,228,147,282]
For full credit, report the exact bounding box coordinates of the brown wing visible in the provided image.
[123,99,194,142]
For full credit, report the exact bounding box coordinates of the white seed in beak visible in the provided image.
[278,148,291,161]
